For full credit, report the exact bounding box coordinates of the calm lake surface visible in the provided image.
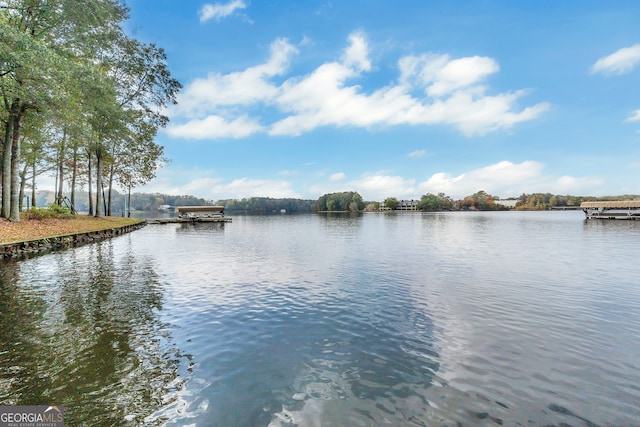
[1,211,639,426]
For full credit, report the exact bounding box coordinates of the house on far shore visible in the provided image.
[494,199,518,209]
[397,200,419,211]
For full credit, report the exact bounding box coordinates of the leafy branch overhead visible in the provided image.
[0,0,182,220]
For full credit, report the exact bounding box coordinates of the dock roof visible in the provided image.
[580,201,640,208]
[175,206,224,213]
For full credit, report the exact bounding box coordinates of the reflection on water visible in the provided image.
[0,239,187,426]
[2,211,640,426]
[143,215,440,426]
[154,279,438,426]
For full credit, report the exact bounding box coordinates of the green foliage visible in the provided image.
[516,193,593,210]
[457,190,504,211]
[417,193,454,211]
[217,197,315,214]
[23,204,73,220]
[30,190,213,213]
[48,203,72,216]
[23,208,55,220]
[127,193,209,211]
[365,201,381,211]
[1,0,181,220]
[457,192,640,211]
[314,192,365,212]
[383,197,399,210]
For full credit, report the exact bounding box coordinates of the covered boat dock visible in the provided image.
[147,206,231,224]
[581,201,640,220]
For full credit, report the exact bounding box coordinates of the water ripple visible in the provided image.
[3,212,640,426]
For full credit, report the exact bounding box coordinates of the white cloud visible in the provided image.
[353,174,416,199]
[165,114,263,139]
[409,149,427,158]
[215,177,301,198]
[269,71,415,136]
[139,171,301,200]
[170,38,298,119]
[134,161,604,202]
[400,54,500,97]
[591,44,640,75]
[421,89,551,136]
[419,160,543,197]
[625,109,640,122]
[314,173,416,201]
[553,175,603,195]
[417,160,602,199]
[342,31,371,72]
[199,0,247,23]
[168,31,549,139]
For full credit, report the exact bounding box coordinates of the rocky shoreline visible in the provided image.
[0,222,146,260]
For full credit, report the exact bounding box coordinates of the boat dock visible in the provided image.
[581,201,640,220]
[146,206,232,224]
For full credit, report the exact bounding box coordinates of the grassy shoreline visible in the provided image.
[0,216,144,244]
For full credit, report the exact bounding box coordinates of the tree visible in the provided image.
[82,70,123,217]
[349,192,364,212]
[214,197,315,214]
[365,201,380,211]
[1,0,129,220]
[1,0,180,220]
[313,191,365,212]
[384,197,399,210]
[437,192,455,210]
[96,36,181,216]
[116,120,167,217]
[16,110,55,209]
[1,1,56,219]
[417,192,455,211]
[457,190,502,211]
[417,193,440,211]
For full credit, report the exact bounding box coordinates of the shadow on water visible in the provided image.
[315,212,364,242]
[175,221,226,234]
[316,211,363,228]
[0,240,188,426]
[583,217,640,232]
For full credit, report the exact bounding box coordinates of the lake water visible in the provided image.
[1,211,639,426]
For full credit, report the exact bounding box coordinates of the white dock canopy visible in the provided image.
[581,200,640,220]
[580,201,640,208]
[175,206,225,215]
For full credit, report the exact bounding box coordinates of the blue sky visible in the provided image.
[122,0,640,201]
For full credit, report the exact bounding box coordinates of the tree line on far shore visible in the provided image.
[207,191,638,213]
[34,190,209,214]
[382,191,640,212]
[1,0,181,221]
[27,189,640,215]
